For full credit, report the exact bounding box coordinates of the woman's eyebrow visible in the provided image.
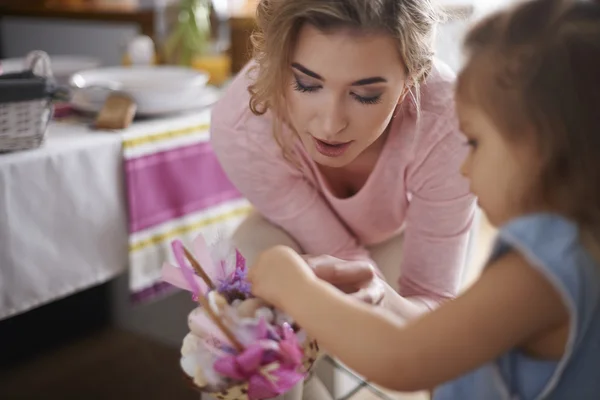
[291,62,387,86]
[291,62,322,80]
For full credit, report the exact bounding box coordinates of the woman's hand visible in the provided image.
[248,247,386,307]
[303,255,385,305]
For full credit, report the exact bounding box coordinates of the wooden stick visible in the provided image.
[195,291,245,352]
[183,245,215,290]
[181,245,243,352]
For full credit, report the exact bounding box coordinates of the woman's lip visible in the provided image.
[312,137,353,158]
[316,138,350,146]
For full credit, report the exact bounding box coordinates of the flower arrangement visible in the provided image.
[161,235,319,400]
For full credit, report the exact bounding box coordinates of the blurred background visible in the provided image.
[0,1,507,399]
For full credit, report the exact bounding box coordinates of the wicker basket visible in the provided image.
[196,337,321,400]
[0,51,56,152]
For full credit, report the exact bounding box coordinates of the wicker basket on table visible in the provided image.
[0,51,67,152]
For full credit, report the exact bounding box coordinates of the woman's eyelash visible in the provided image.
[293,79,319,93]
[351,93,382,105]
[293,78,382,105]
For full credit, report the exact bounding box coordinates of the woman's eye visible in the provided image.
[351,93,382,105]
[293,78,320,93]
[292,78,382,106]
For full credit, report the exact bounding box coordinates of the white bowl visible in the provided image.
[69,66,212,116]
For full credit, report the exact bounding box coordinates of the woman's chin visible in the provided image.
[311,151,354,168]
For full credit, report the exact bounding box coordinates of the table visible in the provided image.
[0,123,127,320]
[0,97,250,321]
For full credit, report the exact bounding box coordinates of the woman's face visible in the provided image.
[286,24,408,168]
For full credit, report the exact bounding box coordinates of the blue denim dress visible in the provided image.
[433,214,600,399]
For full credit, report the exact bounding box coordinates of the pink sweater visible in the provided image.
[211,61,476,306]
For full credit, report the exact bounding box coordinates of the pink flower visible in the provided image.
[213,337,305,400]
[214,344,265,381]
[247,364,304,400]
[278,323,303,367]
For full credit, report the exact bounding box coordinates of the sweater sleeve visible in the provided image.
[401,110,476,309]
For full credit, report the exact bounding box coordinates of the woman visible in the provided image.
[207,0,475,398]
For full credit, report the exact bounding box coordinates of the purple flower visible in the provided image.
[217,250,253,301]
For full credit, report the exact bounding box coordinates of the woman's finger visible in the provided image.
[336,284,363,294]
[313,261,374,285]
[351,278,386,305]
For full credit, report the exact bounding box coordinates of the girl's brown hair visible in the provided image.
[247,0,442,161]
[457,0,600,232]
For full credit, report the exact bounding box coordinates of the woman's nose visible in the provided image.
[318,97,348,138]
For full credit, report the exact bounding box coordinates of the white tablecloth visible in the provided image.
[0,123,128,320]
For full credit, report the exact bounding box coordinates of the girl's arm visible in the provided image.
[251,248,569,392]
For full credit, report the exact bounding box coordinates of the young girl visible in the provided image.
[248,0,600,398]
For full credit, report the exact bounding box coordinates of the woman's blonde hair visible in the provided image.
[247,0,442,161]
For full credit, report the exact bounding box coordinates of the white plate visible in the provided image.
[0,55,100,84]
[69,66,211,116]
[70,85,221,117]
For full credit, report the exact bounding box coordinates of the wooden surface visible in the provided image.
[0,1,160,37]
[0,281,197,400]
[0,328,199,400]
[0,1,154,20]
[229,15,256,73]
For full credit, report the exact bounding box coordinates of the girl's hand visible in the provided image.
[303,255,385,305]
[248,245,315,309]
